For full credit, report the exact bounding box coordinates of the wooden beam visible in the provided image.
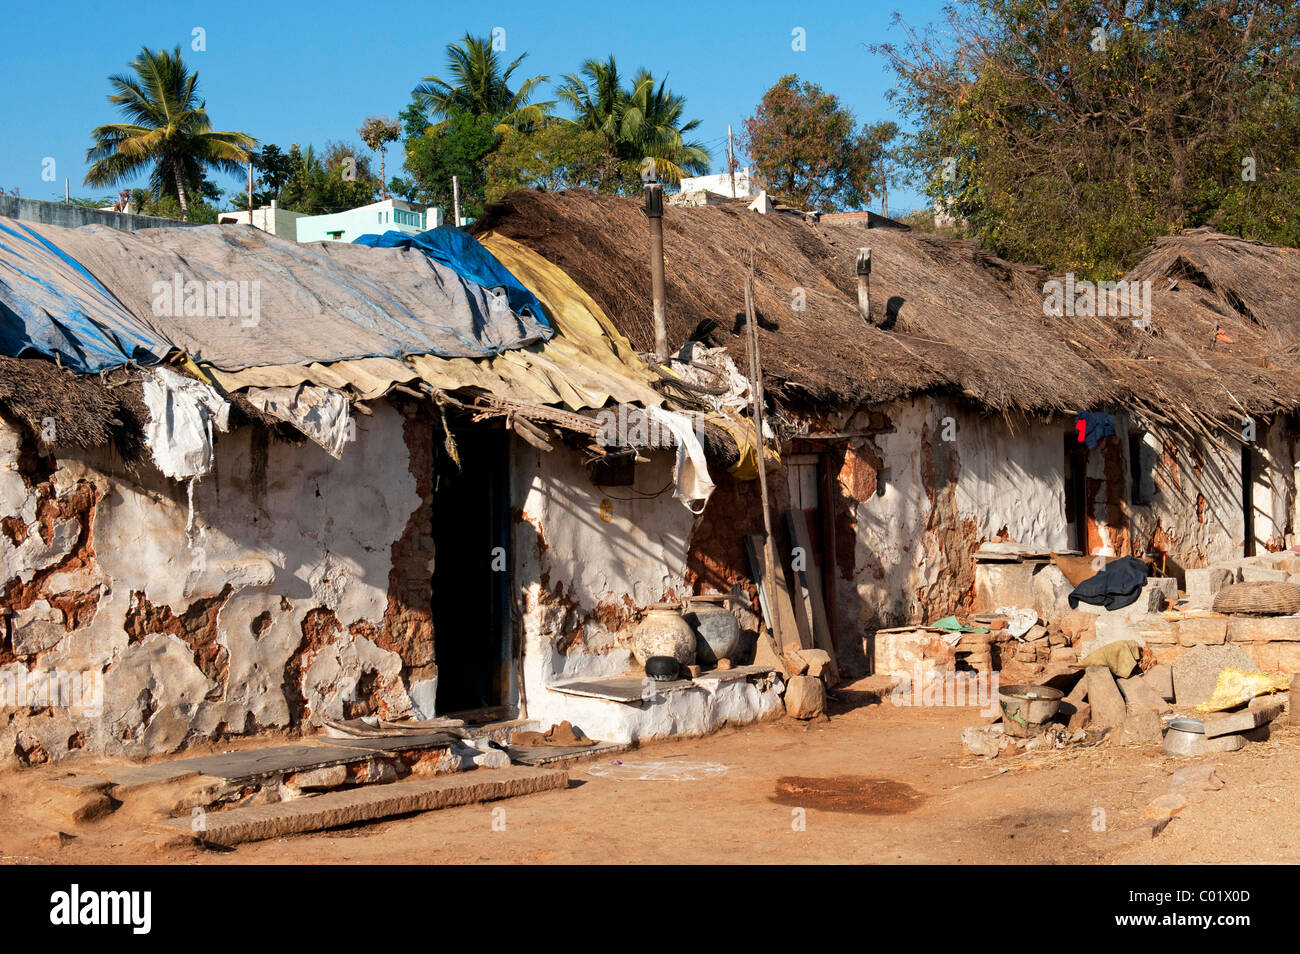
[785,508,840,683]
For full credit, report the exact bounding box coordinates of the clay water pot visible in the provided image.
[683,595,740,667]
[633,603,696,666]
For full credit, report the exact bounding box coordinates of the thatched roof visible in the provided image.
[0,356,146,458]
[471,189,1120,414]
[0,355,305,461]
[1113,228,1300,433]
[473,192,1300,436]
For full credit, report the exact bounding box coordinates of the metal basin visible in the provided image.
[999,684,1064,736]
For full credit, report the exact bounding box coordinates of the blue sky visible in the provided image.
[1,0,948,211]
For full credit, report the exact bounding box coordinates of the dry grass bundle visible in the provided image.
[0,355,146,458]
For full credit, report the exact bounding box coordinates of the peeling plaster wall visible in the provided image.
[512,440,782,742]
[1127,416,1297,578]
[847,397,1068,639]
[0,404,424,766]
[1129,423,1243,574]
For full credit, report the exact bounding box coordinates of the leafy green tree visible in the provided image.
[84,45,255,221]
[558,56,710,186]
[412,33,552,133]
[485,122,628,201]
[251,144,294,206]
[876,0,1300,276]
[124,181,222,223]
[278,141,378,214]
[391,107,498,219]
[741,75,893,211]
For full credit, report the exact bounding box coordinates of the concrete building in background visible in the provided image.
[294,198,443,244]
[218,201,304,240]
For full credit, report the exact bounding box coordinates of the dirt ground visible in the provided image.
[4,677,1299,865]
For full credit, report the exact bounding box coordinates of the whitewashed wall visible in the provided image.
[0,406,419,766]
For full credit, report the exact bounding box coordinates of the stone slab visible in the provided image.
[320,731,461,753]
[107,763,203,794]
[1144,578,1178,611]
[1202,698,1285,738]
[1143,664,1175,702]
[1171,644,1257,707]
[1169,764,1224,792]
[550,676,691,702]
[121,744,390,784]
[1241,566,1289,583]
[1117,675,1173,715]
[1113,710,1163,745]
[506,740,631,767]
[1227,616,1300,643]
[155,766,569,846]
[1177,617,1228,646]
[692,664,776,684]
[1185,567,1234,610]
[1085,666,1128,726]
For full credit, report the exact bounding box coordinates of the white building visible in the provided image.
[294,198,444,244]
[677,167,755,199]
[218,201,303,239]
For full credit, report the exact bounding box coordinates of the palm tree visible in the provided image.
[558,57,710,185]
[557,55,630,145]
[412,34,552,133]
[84,46,255,221]
[623,70,711,183]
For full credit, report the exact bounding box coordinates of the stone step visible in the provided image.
[154,766,568,846]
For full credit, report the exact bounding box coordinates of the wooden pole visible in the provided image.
[452,175,461,227]
[645,181,668,362]
[247,162,254,219]
[727,125,737,198]
[856,247,873,324]
[744,253,784,659]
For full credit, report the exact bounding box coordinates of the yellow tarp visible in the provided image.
[711,414,780,479]
[1196,668,1290,713]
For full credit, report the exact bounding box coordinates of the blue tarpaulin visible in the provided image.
[353,227,551,328]
[0,219,171,372]
[0,216,555,373]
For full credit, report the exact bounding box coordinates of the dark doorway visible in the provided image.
[431,419,511,715]
[1064,432,1089,553]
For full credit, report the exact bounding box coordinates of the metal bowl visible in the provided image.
[644,655,680,682]
[998,684,1065,736]
[1163,717,1205,757]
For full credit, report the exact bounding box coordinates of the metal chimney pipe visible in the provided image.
[645,181,668,362]
[856,247,873,324]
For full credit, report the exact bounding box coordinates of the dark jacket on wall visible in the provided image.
[1067,556,1150,611]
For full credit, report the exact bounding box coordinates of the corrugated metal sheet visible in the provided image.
[207,235,666,412]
